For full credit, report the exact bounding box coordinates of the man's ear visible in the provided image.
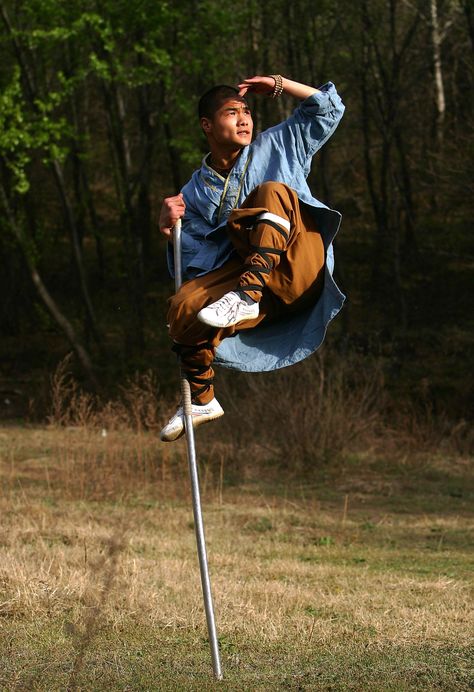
[200,117,212,134]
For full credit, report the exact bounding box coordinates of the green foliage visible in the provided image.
[0,0,471,412]
[0,70,33,193]
[0,66,72,193]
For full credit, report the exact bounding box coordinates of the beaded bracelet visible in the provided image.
[269,74,284,98]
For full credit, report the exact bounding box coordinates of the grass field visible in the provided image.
[0,424,473,690]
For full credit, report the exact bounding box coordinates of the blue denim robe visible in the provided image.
[167,82,346,372]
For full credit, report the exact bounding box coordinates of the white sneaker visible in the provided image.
[160,398,224,442]
[197,291,259,328]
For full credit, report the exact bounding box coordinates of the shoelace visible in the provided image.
[212,292,239,315]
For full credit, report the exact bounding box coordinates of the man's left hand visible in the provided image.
[237,76,275,97]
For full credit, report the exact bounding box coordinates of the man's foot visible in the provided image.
[160,397,224,442]
[197,291,259,328]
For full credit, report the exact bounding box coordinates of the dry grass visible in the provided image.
[215,351,473,471]
[0,423,473,690]
[48,355,165,433]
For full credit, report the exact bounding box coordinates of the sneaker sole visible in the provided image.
[197,312,258,328]
[160,409,224,443]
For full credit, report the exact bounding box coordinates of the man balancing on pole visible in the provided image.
[158,75,345,442]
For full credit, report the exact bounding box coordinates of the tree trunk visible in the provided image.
[463,0,474,52]
[66,62,106,284]
[430,0,446,148]
[101,79,146,352]
[51,160,101,346]
[162,119,183,192]
[135,82,154,262]
[394,126,417,253]
[0,181,97,384]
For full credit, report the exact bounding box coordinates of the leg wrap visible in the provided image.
[238,214,290,298]
[172,341,215,403]
[240,245,285,294]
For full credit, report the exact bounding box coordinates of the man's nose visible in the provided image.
[237,110,249,124]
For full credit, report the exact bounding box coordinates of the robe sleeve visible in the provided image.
[260,82,345,175]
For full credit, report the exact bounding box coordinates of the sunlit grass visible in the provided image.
[0,425,473,690]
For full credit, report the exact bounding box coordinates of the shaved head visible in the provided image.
[198,85,248,120]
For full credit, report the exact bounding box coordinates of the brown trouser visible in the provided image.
[168,182,325,403]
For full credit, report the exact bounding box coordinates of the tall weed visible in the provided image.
[43,351,471,498]
[218,352,385,468]
[48,355,165,432]
[217,350,472,469]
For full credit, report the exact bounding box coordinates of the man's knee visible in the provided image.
[248,181,298,209]
[256,180,289,195]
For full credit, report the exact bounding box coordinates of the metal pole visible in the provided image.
[173,219,223,681]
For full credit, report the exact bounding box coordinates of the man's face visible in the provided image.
[201,98,253,149]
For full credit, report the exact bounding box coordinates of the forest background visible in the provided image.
[1,2,473,688]
[0,0,472,444]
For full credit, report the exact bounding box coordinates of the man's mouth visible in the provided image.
[237,130,250,136]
